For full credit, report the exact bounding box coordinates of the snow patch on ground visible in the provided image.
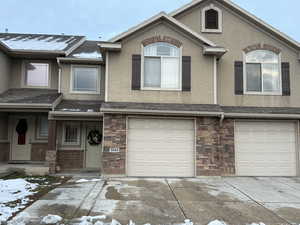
[76,179,101,183]
[73,51,102,59]
[0,179,39,222]
[7,212,30,225]
[41,214,63,224]
[207,220,227,225]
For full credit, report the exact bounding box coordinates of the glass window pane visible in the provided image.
[262,63,280,92]
[26,63,49,87]
[39,117,48,137]
[64,124,79,143]
[161,57,180,89]
[73,67,98,92]
[246,50,278,63]
[144,43,179,57]
[246,63,262,92]
[144,57,161,88]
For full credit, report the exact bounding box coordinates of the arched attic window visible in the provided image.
[202,5,222,33]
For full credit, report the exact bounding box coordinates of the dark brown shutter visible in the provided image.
[282,62,290,96]
[132,54,141,90]
[182,56,191,92]
[235,61,244,95]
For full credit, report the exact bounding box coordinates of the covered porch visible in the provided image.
[48,100,103,174]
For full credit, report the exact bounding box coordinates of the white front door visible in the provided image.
[11,116,34,161]
[235,121,297,176]
[127,118,195,177]
[85,124,102,169]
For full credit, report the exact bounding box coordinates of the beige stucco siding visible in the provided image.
[107,22,215,104]
[175,1,300,107]
[60,63,105,101]
[0,51,10,94]
[9,59,59,90]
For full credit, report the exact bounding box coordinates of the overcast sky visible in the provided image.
[0,0,299,42]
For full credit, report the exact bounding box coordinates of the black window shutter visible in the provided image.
[282,62,291,96]
[234,61,244,95]
[182,56,191,92]
[132,54,141,90]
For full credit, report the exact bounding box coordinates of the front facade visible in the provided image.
[0,0,300,177]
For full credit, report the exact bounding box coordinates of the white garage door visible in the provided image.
[127,118,195,177]
[235,121,297,176]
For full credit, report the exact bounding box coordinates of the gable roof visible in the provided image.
[109,12,217,47]
[69,40,102,59]
[0,33,85,55]
[170,0,300,50]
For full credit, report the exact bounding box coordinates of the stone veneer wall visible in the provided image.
[0,143,10,161]
[102,114,126,175]
[102,114,235,176]
[31,143,47,161]
[196,118,235,176]
[57,150,84,170]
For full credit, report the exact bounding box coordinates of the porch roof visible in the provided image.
[55,100,103,113]
[0,88,62,109]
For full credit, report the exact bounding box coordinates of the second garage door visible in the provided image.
[127,118,195,177]
[235,121,297,176]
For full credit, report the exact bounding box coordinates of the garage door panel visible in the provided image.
[236,121,297,177]
[128,118,195,177]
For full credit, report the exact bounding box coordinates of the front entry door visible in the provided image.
[11,116,34,161]
[85,124,102,169]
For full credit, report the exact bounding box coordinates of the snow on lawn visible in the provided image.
[0,178,39,222]
[76,178,101,183]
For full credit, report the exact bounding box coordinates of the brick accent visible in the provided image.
[142,35,183,48]
[243,43,281,54]
[0,143,9,162]
[31,143,47,161]
[196,118,235,176]
[102,114,126,175]
[57,150,84,170]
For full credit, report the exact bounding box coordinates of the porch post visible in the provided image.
[46,120,57,174]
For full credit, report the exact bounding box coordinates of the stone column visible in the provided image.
[46,120,57,174]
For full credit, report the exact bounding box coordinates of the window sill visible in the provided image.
[140,88,182,92]
[201,29,222,33]
[243,92,282,96]
[22,85,51,89]
[70,91,101,95]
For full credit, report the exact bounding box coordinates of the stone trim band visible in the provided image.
[142,36,183,48]
[243,43,281,54]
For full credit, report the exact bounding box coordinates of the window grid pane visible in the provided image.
[246,63,262,92]
[73,67,98,92]
[65,125,78,143]
[39,117,48,137]
[26,63,49,87]
[144,57,161,88]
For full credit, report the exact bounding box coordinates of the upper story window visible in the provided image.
[71,65,100,94]
[25,62,50,87]
[245,50,281,94]
[202,5,222,33]
[143,42,181,90]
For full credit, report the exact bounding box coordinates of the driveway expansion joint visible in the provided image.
[224,180,293,225]
[165,179,188,220]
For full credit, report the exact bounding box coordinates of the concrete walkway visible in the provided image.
[20,177,300,225]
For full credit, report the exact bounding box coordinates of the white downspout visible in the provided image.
[213,56,217,105]
[105,52,109,102]
[57,58,62,93]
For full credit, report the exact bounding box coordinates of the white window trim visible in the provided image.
[201,4,223,33]
[243,51,282,96]
[62,122,81,146]
[22,60,51,89]
[140,44,183,91]
[36,116,48,140]
[70,65,101,95]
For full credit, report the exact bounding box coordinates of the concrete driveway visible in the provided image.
[20,177,300,225]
